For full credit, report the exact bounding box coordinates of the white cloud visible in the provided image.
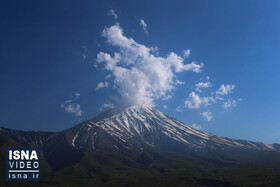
[184,92,215,109]
[150,46,159,55]
[80,46,88,60]
[196,81,211,89]
[105,74,112,79]
[215,96,224,101]
[201,111,213,121]
[95,81,109,91]
[176,106,182,112]
[75,93,80,98]
[107,9,118,19]
[184,92,202,109]
[182,49,191,58]
[99,103,115,111]
[162,94,172,101]
[61,93,83,117]
[96,24,203,107]
[191,123,202,130]
[216,84,235,96]
[223,99,237,109]
[63,103,83,117]
[175,80,185,85]
[139,19,148,35]
[64,99,73,104]
[163,105,167,109]
[195,81,212,92]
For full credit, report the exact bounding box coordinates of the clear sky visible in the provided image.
[1,0,280,144]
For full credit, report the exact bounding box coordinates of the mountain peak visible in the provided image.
[81,104,279,153]
[92,104,157,122]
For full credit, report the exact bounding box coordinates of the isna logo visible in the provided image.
[6,148,40,181]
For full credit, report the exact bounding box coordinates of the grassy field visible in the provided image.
[1,150,280,186]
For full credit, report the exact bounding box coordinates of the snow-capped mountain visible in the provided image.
[1,105,280,169]
[66,105,279,153]
[1,105,280,184]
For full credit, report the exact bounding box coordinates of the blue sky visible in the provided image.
[1,0,280,144]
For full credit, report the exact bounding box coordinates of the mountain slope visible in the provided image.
[0,126,54,148]
[1,105,280,186]
[67,105,279,153]
[1,105,280,168]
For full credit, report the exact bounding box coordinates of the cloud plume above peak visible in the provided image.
[96,24,203,107]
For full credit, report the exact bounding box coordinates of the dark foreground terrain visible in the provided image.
[1,149,280,186]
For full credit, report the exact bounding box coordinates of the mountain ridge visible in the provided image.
[2,105,280,186]
[1,105,279,153]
